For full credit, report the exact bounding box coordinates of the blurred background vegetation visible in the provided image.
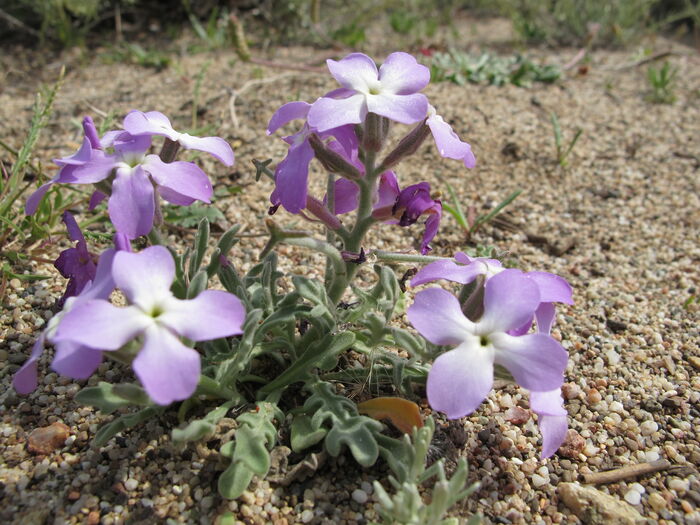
[0,0,697,49]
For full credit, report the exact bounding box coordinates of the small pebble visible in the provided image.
[124,478,138,491]
[640,421,658,436]
[352,489,368,504]
[669,478,689,492]
[300,509,314,523]
[624,489,641,505]
[648,492,666,511]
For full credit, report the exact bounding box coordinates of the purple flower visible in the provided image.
[411,253,573,333]
[267,101,357,213]
[530,388,568,459]
[307,52,430,132]
[407,270,567,419]
[53,246,246,405]
[13,248,117,395]
[123,110,234,166]
[27,112,231,239]
[53,212,97,307]
[426,106,476,169]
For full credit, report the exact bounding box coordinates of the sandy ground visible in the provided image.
[1,15,699,525]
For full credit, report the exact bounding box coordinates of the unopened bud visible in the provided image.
[306,196,342,231]
[308,133,362,180]
[378,119,430,172]
[82,116,101,150]
[341,248,366,264]
[362,112,390,153]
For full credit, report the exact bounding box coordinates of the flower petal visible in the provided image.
[527,271,573,304]
[157,186,196,206]
[80,248,117,301]
[66,151,118,183]
[491,332,567,392]
[123,110,178,139]
[133,325,201,405]
[108,166,155,239]
[427,114,476,168]
[145,155,212,203]
[274,139,315,214]
[407,287,475,346]
[375,171,400,209]
[420,204,441,254]
[13,335,46,394]
[367,92,428,125]
[326,53,378,92]
[479,269,540,332]
[88,190,107,210]
[112,245,175,305]
[330,178,359,214]
[54,300,150,350]
[531,389,568,458]
[535,302,557,335]
[25,181,56,215]
[51,341,102,379]
[427,346,494,419]
[307,94,366,132]
[159,290,245,341]
[411,258,485,287]
[378,52,430,94]
[178,135,234,166]
[267,101,311,135]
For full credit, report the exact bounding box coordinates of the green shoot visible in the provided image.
[646,61,677,104]
[550,112,583,167]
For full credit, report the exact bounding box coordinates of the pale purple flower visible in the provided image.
[307,52,430,132]
[267,101,357,213]
[411,252,572,333]
[13,248,117,394]
[53,212,97,307]
[530,388,568,459]
[407,270,567,419]
[426,106,476,168]
[53,246,246,405]
[123,110,234,166]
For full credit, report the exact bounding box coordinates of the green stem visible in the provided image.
[196,375,239,400]
[372,250,450,264]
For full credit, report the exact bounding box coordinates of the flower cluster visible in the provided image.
[267,51,475,254]
[408,254,573,457]
[26,112,234,239]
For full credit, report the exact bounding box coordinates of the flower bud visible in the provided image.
[362,112,390,153]
[377,118,430,172]
[306,195,343,231]
[308,133,362,180]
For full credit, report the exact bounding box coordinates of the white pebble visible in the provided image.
[531,474,548,488]
[640,421,658,436]
[609,401,624,413]
[668,478,689,492]
[352,488,369,504]
[124,478,138,491]
[301,509,314,523]
[645,450,660,462]
[630,483,645,494]
[624,489,641,505]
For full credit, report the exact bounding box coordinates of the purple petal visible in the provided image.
[62,211,84,242]
[112,245,174,304]
[108,166,155,239]
[411,259,485,286]
[267,101,311,135]
[479,270,540,332]
[420,204,441,254]
[80,248,117,301]
[507,317,534,337]
[88,190,107,210]
[65,151,118,184]
[322,124,359,157]
[113,134,151,156]
[375,171,400,209]
[123,110,178,140]
[331,178,359,214]
[307,94,367,132]
[25,181,55,215]
[13,335,46,394]
[427,346,494,419]
[531,389,568,459]
[275,139,315,214]
[527,271,573,304]
[159,290,245,341]
[326,53,378,91]
[491,333,567,391]
[54,301,150,350]
[145,155,212,203]
[157,186,196,206]
[133,325,201,405]
[114,233,132,253]
[51,341,102,379]
[178,135,234,166]
[407,288,474,346]
[535,302,557,335]
[427,114,476,168]
[54,136,93,167]
[367,93,428,125]
[82,116,102,150]
[378,52,430,94]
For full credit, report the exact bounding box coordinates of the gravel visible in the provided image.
[1,14,699,525]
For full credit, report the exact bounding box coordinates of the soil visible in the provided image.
[1,13,699,525]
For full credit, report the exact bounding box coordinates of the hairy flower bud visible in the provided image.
[362,112,391,153]
[377,118,430,172]
[308,133,362,180]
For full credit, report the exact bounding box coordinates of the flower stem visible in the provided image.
[371,250,450,264]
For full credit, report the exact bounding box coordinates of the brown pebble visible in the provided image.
[562,383,581,400]
[87,511,100,525]
[505,406,531,425]
[27,422,70,455]
[680,500,694,514]
[559,430,586,459]
[687,356,700,371]
[67,491,81,501]
[587,388,602,404]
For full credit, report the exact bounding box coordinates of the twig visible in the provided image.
[249,57,326,74]
[582,460,672,484]
[606,51,676,71]
[229,73,297,130]
[562,48,587,71]
[0,8,41,38]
